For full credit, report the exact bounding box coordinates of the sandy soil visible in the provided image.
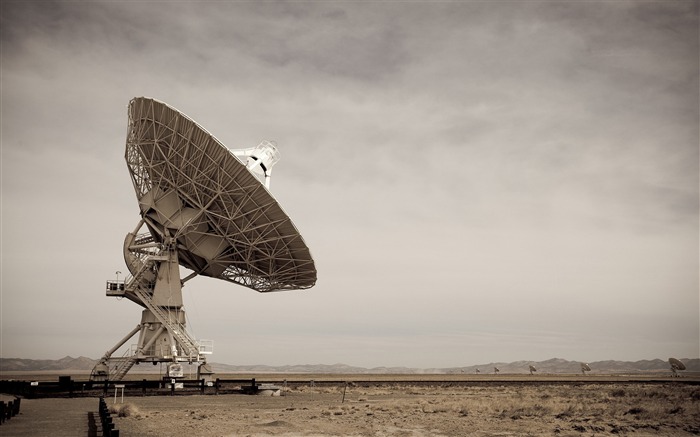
[107,381,700,437]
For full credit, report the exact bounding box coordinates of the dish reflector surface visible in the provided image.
[125,97,316,292]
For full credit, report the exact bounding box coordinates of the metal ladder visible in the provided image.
[112,355,139,381]
[131,286,201,360]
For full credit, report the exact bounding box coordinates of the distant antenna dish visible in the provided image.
[529,365,537,375]
[494,367,500,374]
[669,358,686,377]
[581,363,591,375]
[475,368,480,374]
[91,97,316,381]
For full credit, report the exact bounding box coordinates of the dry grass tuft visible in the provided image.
[625,406,646,416]
[109,403,141,417]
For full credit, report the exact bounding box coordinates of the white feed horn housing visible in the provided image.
[232,140,281,189]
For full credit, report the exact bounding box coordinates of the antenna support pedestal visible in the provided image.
[90,227,211,381]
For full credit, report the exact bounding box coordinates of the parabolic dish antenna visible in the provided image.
[91,97,316,381]
[529,365,537,375]
[669,358,686,377]
[581,363,591,375]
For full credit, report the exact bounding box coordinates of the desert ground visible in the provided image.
[2,374,700,436]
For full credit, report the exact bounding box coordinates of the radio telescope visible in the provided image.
[91,97,316,381]
[669,358,686,377]
[529,365,537,375]
[581,363,591,375]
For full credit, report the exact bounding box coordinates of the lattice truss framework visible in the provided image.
[124,98,316,292]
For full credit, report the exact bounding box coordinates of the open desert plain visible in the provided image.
[2,373,700,437]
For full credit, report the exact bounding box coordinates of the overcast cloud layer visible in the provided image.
[1,1,698,368]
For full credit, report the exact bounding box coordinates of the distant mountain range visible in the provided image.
[1,356,98,372]
[1,356,698,374]
[209,357,700,374]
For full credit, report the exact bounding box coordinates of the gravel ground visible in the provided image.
[111,382,700,437]
[2,380,699,436]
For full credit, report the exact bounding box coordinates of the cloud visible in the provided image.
[1,1,697,366]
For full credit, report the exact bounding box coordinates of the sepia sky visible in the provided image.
[1,1,698,369]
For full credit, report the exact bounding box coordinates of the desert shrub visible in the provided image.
[609,423,632,434]
[530,403,551,416]
[643,390,668,399]
[419,404,449,414]
[625,407,646,416]
[420,403,437,414]
[189,411,208,420]
[496,407,512,419]
[495,402,551,420]
[667,405,684,415]
[555,403,576,419]
[602,403,625,418]
[108,403,141,417]
[507,408,524,420]
[610,389,626,397]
